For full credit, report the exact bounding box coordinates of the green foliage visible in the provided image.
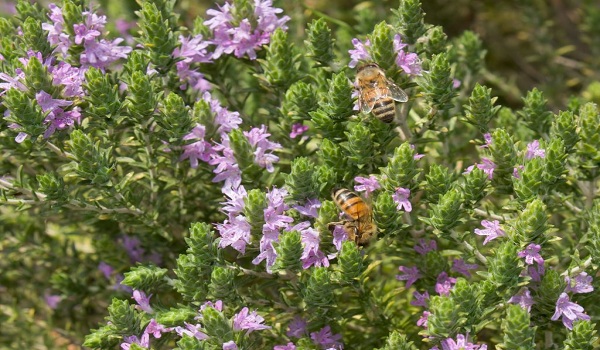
[306,18,335,67]
[500,305,536,350]
[564,321,599,350]
[391,0,426,46]
[463,83,501,133]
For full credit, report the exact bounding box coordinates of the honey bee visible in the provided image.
[356,62,408,123]
[328,188,377,246]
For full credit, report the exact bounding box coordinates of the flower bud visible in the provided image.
[83,67,122,120]
[419,53,456,113]
[345,122,374,172]
[425,164,454,203]
[274,230,303,273]
[487,241,520,296]
[285,157,320,202]
[306,18,335,67]
[303,267,334,309]
[380,143,419,192]
[373,191,404,236]
[209,266,237,302]
[68,130,114,185]
[259,28,300,90]
[122,265,168,294]
[550,111,579,153]
[338,241,365,283]
[243,189,267,237]
[517,88,553,137]
[564,320,599,350]
[463,84,501,132]
[391,0,426,46]
[501,304,536,350]
[490,128,517,194]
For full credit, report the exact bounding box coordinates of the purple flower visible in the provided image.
[85,39,132,69]
[465,158,496,179]
[414,239,437,255]
[121,333,150,350]
[217,214,252,254]
[517,243,544,282]
[435,272,457,296]
[565,272,594,294]
[331,224,349,251]
[200,299,224,313]
[513,165,524,179]
[310,325,343,349]
[180,124,215,168]
[174,322,209,340]
[286,316,307,338]
[202,92,243,134]
[244,125,282,172]
[478,158,496,179]
[43,107,81,138]
[518,244,544,265]
[354,175,380,198]
[175,61,212,92]
[508,288,534,312]
[526,140,545,160]
[410,290,430,307]
[44,293,61,309]
[173,34,213,64]
[233,307,271,333]
[35,91,72,112]
[50,62,85,97]
[221,185,247,216]
[73,23,101,45]
[98,262,114,279]
[551,292,591,329]
[451,259,479,278]
[0,70,27,93]
[292,198,321,219]
[348,38,371,68]
[437,334,487,350]
[205,0,289,60]
[392,187,412,212]
[417,310,430,328]
[122,235,145,263]
[290,123,309,138]
[209,136,242,189]
[293,221,331,269]
[145,319,170,338]
[133,290,154,313]
[274,343,296,350]
[42,4,71,55]
[223,341,238,350]
[410,144,425,160]
[396,265,422,288]
[452,79,462,89]
[393,34,421,75]
[479,133,492,148]
[474,220,505,245]
[253,187,293,271]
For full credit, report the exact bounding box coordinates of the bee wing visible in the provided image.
[386,79,409,102]
[359,87,375,113]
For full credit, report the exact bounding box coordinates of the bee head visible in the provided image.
[357,62,380,73]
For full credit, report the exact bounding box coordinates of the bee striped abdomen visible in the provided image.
[372,98,395,123]
[332,188,370,221]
